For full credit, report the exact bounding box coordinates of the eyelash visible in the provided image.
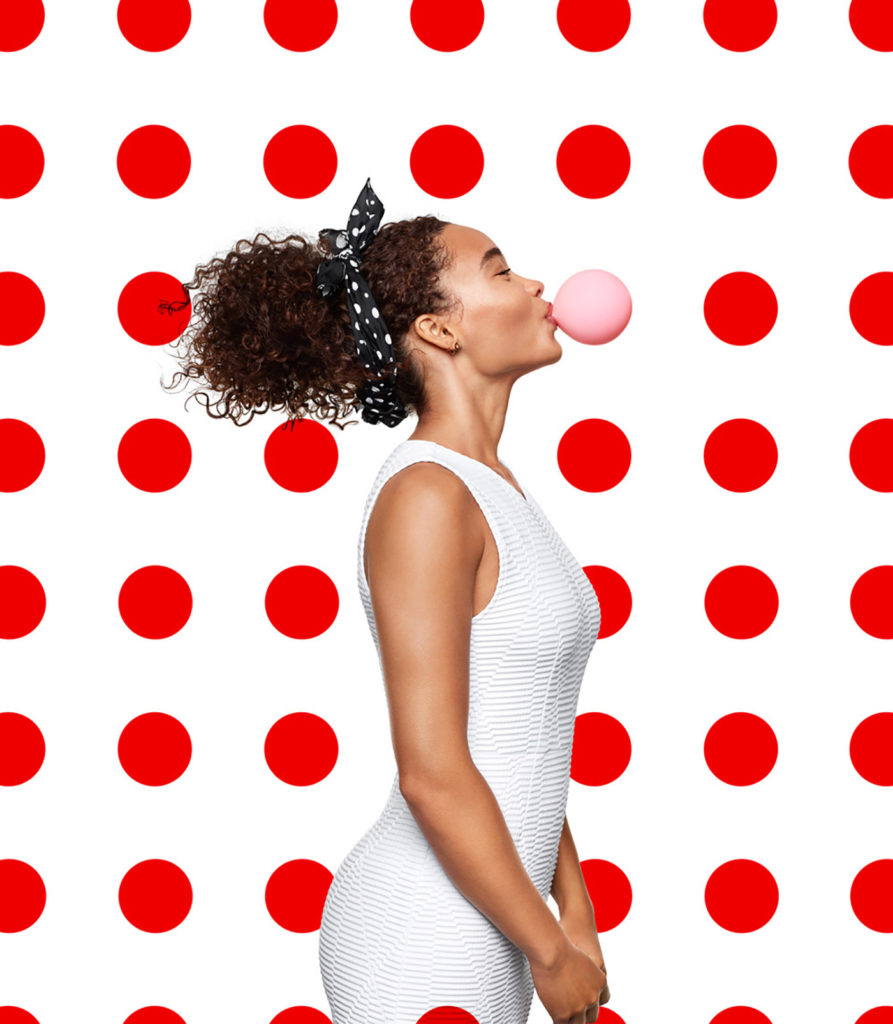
[498,267,512,277]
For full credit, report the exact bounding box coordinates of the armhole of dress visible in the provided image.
[357,454,510,624]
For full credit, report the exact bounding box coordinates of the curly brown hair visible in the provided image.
[158,215,458,430]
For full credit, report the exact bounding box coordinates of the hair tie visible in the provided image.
[315,178,408,428]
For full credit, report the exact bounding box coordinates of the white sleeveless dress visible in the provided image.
[318,439,601,1024]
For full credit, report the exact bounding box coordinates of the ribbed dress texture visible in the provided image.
[318,439,601,1023]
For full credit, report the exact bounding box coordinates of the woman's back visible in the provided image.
[318,438,600,1024]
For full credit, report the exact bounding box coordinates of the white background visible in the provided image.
[1,1,891,1021]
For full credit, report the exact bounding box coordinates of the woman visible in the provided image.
[162,180,609,1023]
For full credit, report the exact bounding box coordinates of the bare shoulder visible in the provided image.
[365,461,484,583]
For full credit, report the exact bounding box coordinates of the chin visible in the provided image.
[532,346,562,372]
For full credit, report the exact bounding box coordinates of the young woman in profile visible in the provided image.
[162,179,609,1024]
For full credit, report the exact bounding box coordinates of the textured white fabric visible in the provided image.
[319,439,601,1023]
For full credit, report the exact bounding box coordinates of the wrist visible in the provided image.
[558,900,596,927]
[525,918,569,971]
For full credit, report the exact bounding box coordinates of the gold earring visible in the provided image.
[452,340,460,354]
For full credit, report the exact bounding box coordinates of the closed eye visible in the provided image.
[497,267,512,277]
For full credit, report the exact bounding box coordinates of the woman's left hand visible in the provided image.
[558,912,611,1010]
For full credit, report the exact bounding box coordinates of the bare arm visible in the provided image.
[365,462,567,970]
[549,815,611,1005]
[550,815,596,923]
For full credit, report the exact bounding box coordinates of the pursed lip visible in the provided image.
[544,302,553,321]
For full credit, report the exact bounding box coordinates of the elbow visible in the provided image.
[398,757,474,805]
[398,772,422,803]
[398,769,435,804]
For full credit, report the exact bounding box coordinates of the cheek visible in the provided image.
[495,290,529,324]
[511,294,535,331]
[469,288,530,346]
[491,299,529,345]
[477,291,520,331]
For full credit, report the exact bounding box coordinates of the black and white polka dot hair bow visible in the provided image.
[315,177,408,428]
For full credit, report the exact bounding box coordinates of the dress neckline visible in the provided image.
[401,439,530,504]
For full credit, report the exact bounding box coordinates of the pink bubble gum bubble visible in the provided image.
[550,269,632,345]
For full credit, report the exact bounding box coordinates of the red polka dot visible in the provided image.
[704,272,778,345]
[264,0,338,51]
[264,126,337,198]
[0,272,45,346]
[122,1007,188,1024]
[119,859,193,932]
[849,125,893,197]
[0,420,45,491]
[708,1009,773,1024]
[117,125,191,198]
[851,272,893,345]
[118,419,192,492]
[850,0,893,52]
[571,712,631,786]
[0,713,46,786]
[0,1007,41,1024]
[410,126,484,198]
[119,713,193,786]
[592,1012,622,1024]
[851,566,893,639]
[855,1009,893,1024]
[556,0,631,51]
[118,566,194,639]
[266,566,339,639]
[120,271,193,346]
[704,713,778,786]
[703,125,777,198]
[0,0,45,51]
[0,860,46,932]
[266,858,331,933]
[117,0,191,51]
[269,1008,331,1024]
[851,420,893,492]
[410,0,484,50]
[851,859,893,931]
[418,1009,479,1024]
[704,566,778,639]
[704,859,778,931]
[703,0,778,51]
[851,713,893,786]
[0,126,44,198]
[580,859,631,931]
[581,565,628,639]
[265,419,338,493]
[265,713,338,786]
[556,125,631,198]
[557,419,632,492]
[0,566,46,639]
[703,419,778,492]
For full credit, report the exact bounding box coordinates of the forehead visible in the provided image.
[442,223,500,273]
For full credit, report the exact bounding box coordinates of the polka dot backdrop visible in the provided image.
[1,0,892,1022]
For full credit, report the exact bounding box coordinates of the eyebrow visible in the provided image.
[480,246,505,271]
